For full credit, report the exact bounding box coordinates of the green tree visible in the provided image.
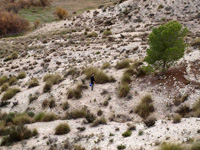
[144,21,189,72]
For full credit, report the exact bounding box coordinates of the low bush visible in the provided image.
[28,78,39,88]
[66,109,86,119]
[121,73,131,84]
[173,114,181,123]
[65,68,80,77]
[1,125,38,146]
[13,114,33,125]
[101,62,111,70]
[55,7,68,20]
[91,117,107,127]
[176,105,191,117]
[1,83,9,92]
[29,94,38,104]
[160,143,182,150]
[118,83,130,98]
[43,81,52,93]
[191,38,200,48]
[87,32,98,38]
[67,83,87,99]
[8,76,17,85]
[122,130,132,137]
[17,72,26,79]
[191,142,200,150]
[84,67,115,84]
[2,88,20,101]
[55,123,70,135]
[115,59,130,69]
[0,11,29,37]
[117,145,126,150]
[34,112,57,122]
[0,76,8,86]
[103,30,112,37]
[43,74,62,85]
[33,20,40,29]
[135,95,154,119]
[144,117,156,127]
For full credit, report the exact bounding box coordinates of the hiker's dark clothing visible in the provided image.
[91,76,95,84]
[91,76,95,91]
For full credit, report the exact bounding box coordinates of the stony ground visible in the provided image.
[0,0,200,149]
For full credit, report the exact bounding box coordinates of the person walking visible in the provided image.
[90,73,95,91]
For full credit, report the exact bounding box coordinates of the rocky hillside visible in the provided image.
[0,0,200,149]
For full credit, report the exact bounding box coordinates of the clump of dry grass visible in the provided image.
[55,7,68,19]
[55,123,70,135]
[2,88,20,101]
[135,95,154,119]
[84,67,115,84]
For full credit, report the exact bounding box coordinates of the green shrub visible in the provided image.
[8,76,17,85]
[138,130,143,136]
[1,125,38,146]
[160,143,182,150]
[17,72,26,79]
[28,78,39,88]
[118,83,130,98]
[2,88,20,101]
[173,114,181,123]
[1,83,9,92]
[55,123,70,135]
[91,117,107,127]
[135,95,154,119]
[117,145,126,150]
[87,32,98,38]
[144,21,188,72]
[122,130,132,137]
[115,59,130,69]
[101,62,111,69]
[84,67,115,84]
[0,76,8,86]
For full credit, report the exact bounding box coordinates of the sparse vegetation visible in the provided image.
[173,114,181,123]
[2,88,20,101]
[55,123,70,135]
[115,59,130,69]
[160,143,182,150]
[1,83,9,92]
[144,117,156,127]
[101,62,111,70]
[122,130,132,137]
[34,112,57,122]
[8,76,17,85]
[28,78,39,88]
[135,95,154,119]
[91,117,107,127]
[103,30,112,37]
[17,72,26,79]
[1,125,38,146]
[84,67,115,84]
[87,32,98,38]
[117,145,126,150]
[0,76,8,86]
[118,83,130,98]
